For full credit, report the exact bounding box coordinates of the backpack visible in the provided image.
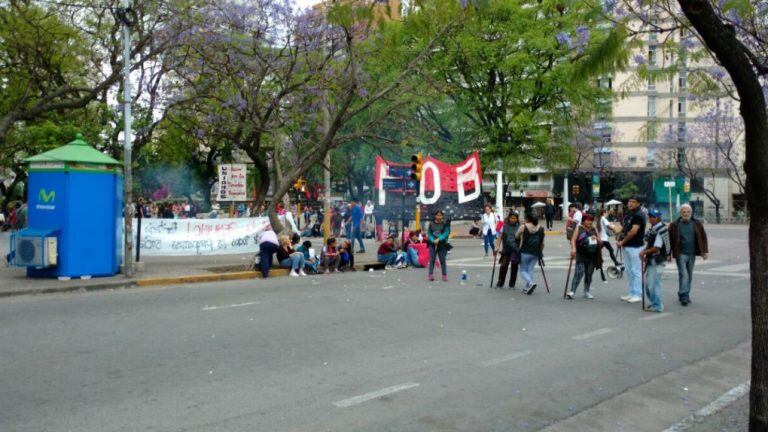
[523,228,543,252]
[576,227,599,255]
[501,224,519,251]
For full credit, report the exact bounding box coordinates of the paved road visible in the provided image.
[0,226,751,431]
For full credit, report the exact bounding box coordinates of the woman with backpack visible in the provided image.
[567,214,603,299]
[494,212,521,289]
[516,214,545,294]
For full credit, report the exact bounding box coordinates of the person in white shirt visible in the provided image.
[364,200,375,227]
[598,209,620,266]
[481,204,499,257]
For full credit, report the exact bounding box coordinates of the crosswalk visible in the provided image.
[447,255,750,279]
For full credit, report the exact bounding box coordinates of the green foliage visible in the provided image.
[615,182,638,199]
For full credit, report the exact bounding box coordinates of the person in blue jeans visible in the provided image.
[640,210,670,312]
[427,210,451,281]
[403,231,422,267]
[516,213,545,294]
[480,204,498,257]
[668,204,709,306]
[349,199,366,253]
[276,235,306,277]
[617,196,646,304]
[296,240,320,273]
[377,235,399,267]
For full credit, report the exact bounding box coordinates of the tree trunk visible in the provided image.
[676,1,768,430]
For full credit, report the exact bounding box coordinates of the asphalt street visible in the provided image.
[0,225,751,432]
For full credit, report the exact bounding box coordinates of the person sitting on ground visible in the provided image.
[403,231,423,268]
[469,220,481,238]
[310,222,322,238]
[277,235,307,277]
[296,240,320,274]
[322,238,341,274]
[338,240,356,271]
[257,226,281,278]
[377,235,399,268]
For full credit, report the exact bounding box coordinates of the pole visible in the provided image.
[496,169,503,216]
[490,252,498,288]
[401,177,406,248]
[563,256,574,299]
[322,107,331,244]
[414,202,421,231]
[668,184,673,222]
[538,258,550,293]
[135,208,142,263]
[121,0,133,278]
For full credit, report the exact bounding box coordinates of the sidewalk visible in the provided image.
[0,233,383,298]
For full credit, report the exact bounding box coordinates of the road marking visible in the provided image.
[202,301,259,311]
[709,262,750,273]
[382,286,394,290]
[480,350,533,367]
[662,381,750,432]
[333,382,420,408]
[640,312,672,321]
[572,328,612,340]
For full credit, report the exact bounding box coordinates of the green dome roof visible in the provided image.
[25,133,121,165]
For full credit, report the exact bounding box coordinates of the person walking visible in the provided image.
[481,204,499,257]
[494,212,521,289]
[567,214,602,299]
[598,209,621,267]
[616,196,646,304]
[640,209,670,312]
[516,214,545,295]
[427,210,451,282]
[350,199,366,253]
[668,204,709,306]
[545,201,554,230]
[565,203,583,240]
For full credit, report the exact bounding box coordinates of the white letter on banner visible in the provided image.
[378,162,388,206]
[419,161,441,205]
[456,157,481,203]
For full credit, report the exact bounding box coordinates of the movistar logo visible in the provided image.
[39,188,55,203]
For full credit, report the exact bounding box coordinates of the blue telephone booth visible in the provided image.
[10,133,123,278]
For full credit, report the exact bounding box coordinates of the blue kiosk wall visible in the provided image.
[22,134,123,278]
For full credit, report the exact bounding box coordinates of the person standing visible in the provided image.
[567,214,602,299]
[364,200,375,227]
[494,212,521,289]
[427,210,451,282]
[545,201,554,230]
[565,203,583,240]
[598,209,621,267]
[616,196,646,304]
[481,204,499,257]
[668,204,709,306]
[516,214,545,295]
[640,209,670,312]
[350,199,366,253]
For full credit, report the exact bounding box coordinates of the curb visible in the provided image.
[0,263,388,299]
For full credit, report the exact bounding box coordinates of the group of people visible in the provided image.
[1,200,28,232]
[562,197,708,312]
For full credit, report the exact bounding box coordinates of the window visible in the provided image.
[648,47,656,66]
[648,96,656,117]
[648,76,655,91]
[676,148,686,165]
[593,147,612,169]
[529,175,539,183]
[669,100,674,118]
[678,98,686,116]
[628,155,638,164]
[679,74,686,89]
[677,122,686,143]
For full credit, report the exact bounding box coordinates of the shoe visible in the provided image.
[585,292,595,300]
[620,295,632,302]
[359,250,366,254]
[334,269,341,273]
[299,270,308,276]
[442,275,448,282]
[289,270,299,277]
[566,291,574,299]
[428,274,435,282]
[527,283,537,295]
[495,284,503,289]
[627,296,642,303]
[508,285,516,290]
[644,306,663,313]
[324,269,330,274]
[680,300,690,306]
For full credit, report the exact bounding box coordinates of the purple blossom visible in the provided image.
[556,32,573,49]
[601,0,617,14]
[576,25,590,53]
[682,38,695,49]
[634,54,645,65]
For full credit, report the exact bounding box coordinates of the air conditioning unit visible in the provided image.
[12,235,57,268]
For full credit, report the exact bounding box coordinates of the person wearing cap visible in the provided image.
[616,196,646,303]
[640,209,671,312]
[567,214,602,299]
[667,204,709,306]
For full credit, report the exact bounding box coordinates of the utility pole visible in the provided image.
[322,96,331,244]
[117,1,134,277]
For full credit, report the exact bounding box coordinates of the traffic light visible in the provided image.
[683,179,690,193]
[410,152,423,182]
[293,177,306,191]
[572,184,580,195]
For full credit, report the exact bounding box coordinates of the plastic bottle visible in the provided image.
[461,269,467,285]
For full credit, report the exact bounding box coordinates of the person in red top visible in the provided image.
[322,238,341,273]
[377,235,399,267]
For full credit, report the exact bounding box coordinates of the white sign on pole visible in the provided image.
[217,164,248,201]
[134,217,270,256]
[663,181,675,188]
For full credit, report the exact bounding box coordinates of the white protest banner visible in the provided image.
[134,217,270,256]
[217,164,248,201]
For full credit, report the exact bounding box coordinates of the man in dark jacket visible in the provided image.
[667,204,709,306]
